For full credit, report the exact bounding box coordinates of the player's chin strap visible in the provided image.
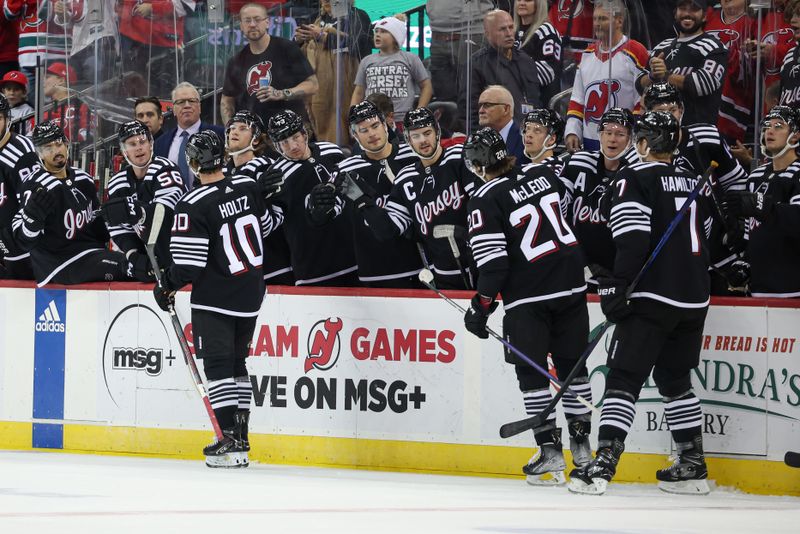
[416,143,442,164]
[761,132,800,160]
[601,140,631,162]
[635,144,650,160]
[227,139,255,157]
[524,134,557,162]
[123,149,153,170]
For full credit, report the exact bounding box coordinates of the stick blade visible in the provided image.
[499,414,542,439]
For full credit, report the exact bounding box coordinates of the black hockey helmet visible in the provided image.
[403,107,440,145]
[228,109,265,139]
[118,120,152,144]
[599,107,635,133]
[522,109,564,143]
[185,130,224,173]
[635,111,680,153]
[762,105,800,132]
[0,94,9,118]
[643,82,684,110]
[463,127,508,174]
[348,100,384,127]
[32,120,67,147]
[267,110,304,142]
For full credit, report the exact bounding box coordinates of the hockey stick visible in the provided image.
[785,451,800,468]
[145,203,224,440]
[432,224,472,289]
[418,269,599,415]
[498,160,720,438]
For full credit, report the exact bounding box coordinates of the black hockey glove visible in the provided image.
[597,277,632,323]
[257,167,284,200]
[723,260,750,294]
[340,171,376,210]
[309,183,337,222]
[724,191,774,221]
[21,187,55,234]
[126,251,155,282]
[101,196,146,226]
[152,278,175,312]
[722,218,747,254]
[464,294,498,339]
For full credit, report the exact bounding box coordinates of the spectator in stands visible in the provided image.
[221,2,318,128]
[118,0,196,97]
[460,9,541,134]
[296,0,372,144]
[41,62,93,144]
[779,0,800,108]
[427,0,493,104]
[69,0,118,85]
[565,0,649,152]
[154,82,224,187]
[636,0,728,127]
[134,96,166,140]
[477,85,525,162]
[351,16,432,130]
[513,0,562,106]
[1,71,33,125]
[0,7,19,78]
[548,0,595,61]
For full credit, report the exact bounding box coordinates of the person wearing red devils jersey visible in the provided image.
[643,82,748,295]
[0,94,37,279]
[350,107,482,290]
[705,0,755,142]
[637,0,728,128]
[724,105,800,298]
[101,120,184,282]
[570,111,713,497]
[223,110,294,286]
[266,109,358,287]
[565,0,649,151]
[309,101,422,288]
[519,109,569,177]
[152,130,282,469]
[779,4,800,107]
[561,108,638,285]
[462,127,592,487]
[750,0,796,91]
[12,121,130,286]
[549,0,594,59]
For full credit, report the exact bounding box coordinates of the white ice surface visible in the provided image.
[0,451,798,534]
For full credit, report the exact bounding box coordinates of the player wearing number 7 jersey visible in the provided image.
[463,127,593,486]
[154,130,282,468]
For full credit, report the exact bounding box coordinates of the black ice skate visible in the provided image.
[656,436,710,495]
[567,438,625,495]
[523,428,566,486]
[203,429,249,469]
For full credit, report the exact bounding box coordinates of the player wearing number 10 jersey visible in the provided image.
[462,127,592,487]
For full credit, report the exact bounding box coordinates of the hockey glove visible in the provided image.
[723,260,750,294]
[126,251,155,282]
[464,294,499,339]
[101,196,146,226]
[597,277,632,323]
[152,279,175,312]
[308,183,337,222]
[340,171,376,210]
[724,191,774,221]
[722,219,747,254]
[258,167,284,200]
[21,187,55,234]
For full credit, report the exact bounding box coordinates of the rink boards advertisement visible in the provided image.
[0,283,799,494]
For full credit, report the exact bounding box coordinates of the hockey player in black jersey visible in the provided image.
[520,109,567,176]
[643,81,748,294]
[266,110,358,286]
[569,111,713,496]
[462,127,593,485]
[636,0,728,127]
[152,131,281,468]
[346,107,481,290]
[225,110,294,286]
[309,101,422,288]
[0,94,36,279]
[101,120,184,282]
[12,121,130,286]
[561,108,637,284]
[724,105,800,298]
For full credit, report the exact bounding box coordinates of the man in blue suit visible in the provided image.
[477,85,528,165]
[154,82,225,190]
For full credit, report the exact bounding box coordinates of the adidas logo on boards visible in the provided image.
[36,300,65,333]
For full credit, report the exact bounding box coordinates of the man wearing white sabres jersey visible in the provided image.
[353,107,482,289]
[565,0,649,151]
[309,101,422,288]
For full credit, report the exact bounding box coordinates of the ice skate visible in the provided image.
[523,444,567,486]
[203,430,249,469]
[656,437,710,495]
[235,410,251,452]
[568,438,624,495]
[568,416,592,468]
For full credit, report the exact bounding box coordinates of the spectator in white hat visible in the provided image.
[350,15,433,128]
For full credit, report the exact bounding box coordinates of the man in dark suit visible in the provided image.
[154,82,225,190]
[477,85,527,165]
